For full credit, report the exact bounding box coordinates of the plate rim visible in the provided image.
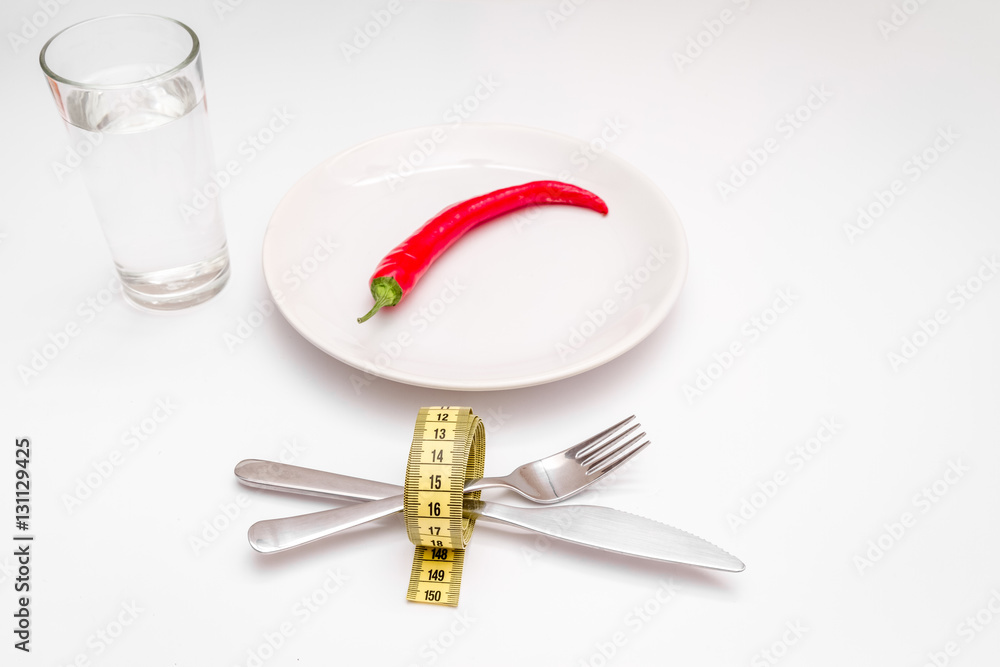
[261,121,689,391]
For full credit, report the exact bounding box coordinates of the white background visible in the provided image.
[3,1,1000,665]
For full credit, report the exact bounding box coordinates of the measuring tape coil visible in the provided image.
[403,406,485,606]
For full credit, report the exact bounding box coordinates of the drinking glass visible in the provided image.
[40,14,230,310]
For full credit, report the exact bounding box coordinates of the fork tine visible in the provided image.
[576,423,641,465]
[584,434,649,476]
[567,415,636,459]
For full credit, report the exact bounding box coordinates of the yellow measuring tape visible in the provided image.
[403,406,485,606]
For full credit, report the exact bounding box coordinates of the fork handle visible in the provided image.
[460,476,506,494]
[235,459,402,501]
[236,459,504,500]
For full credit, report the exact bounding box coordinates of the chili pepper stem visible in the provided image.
[358,276,403,323]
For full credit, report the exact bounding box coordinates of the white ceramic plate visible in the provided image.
[262,123,688,390]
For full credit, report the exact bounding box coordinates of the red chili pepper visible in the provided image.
[358,180,608,323]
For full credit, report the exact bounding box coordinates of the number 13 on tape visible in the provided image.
[403,407,485,606]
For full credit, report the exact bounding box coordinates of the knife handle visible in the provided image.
[249,495,405,553]
[234,459,402,502]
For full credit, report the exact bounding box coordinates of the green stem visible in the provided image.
[357,277,402,323]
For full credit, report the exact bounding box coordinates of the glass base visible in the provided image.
[117,247,230,311]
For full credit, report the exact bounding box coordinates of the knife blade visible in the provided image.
[235,459,745,572]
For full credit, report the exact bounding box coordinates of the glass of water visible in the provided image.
[40,15,230,310]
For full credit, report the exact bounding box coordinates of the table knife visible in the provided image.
[236,459,745,572]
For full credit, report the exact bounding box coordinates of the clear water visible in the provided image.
[64,74,229,308]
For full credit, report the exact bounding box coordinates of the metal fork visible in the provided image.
[241,416,648,553]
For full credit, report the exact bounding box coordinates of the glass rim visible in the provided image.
[39,14,200,90]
